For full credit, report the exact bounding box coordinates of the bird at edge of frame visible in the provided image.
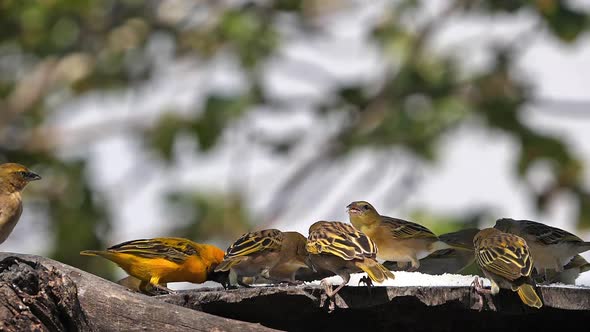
[80,237,228,294]
[0,163,41,246]
[472,228,542,311]
[494,218,590,283]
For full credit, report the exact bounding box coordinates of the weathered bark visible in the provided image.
[0,253,277,332]
[160,281,590,331]
[2,252,590,332]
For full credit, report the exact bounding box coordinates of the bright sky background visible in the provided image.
[5,0,590,286]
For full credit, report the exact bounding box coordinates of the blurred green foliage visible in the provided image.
[1,0,589,279]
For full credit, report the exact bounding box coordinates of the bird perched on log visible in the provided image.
[306,220,395,302]
[347,201,452,271]
[80,237,227,293]
[0,163,41,245]
[472,228,542,310]
[494,218,590,281]
[215,230,311,286]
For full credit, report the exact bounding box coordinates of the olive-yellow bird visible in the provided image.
[473,228,542,309]
[306,221,395,299]
[347,201,450,271]
[215,229,310,286]
[0,163,41,245]
[494,218,590,280]
[80,237,226,292]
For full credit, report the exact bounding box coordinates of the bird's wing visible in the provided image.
[107,238,197,263]
[224,229,283,259]
[520,220,583,244]
[476,234,533,281]
[381,216,438,239]
[439,228,480,250]
[307,221,376,261]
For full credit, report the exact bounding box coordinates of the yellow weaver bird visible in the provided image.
[347,201,452,271]
[473,228,542,310]
[0,163,41,245]
[306,221,395,300]
[80,237,226,293]
[494,218,590,281]
[215,229,310,286]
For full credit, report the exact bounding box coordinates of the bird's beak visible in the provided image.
[347,204,360,214]
[24,171,41,181]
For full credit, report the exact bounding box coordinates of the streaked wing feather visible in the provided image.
[476,234,532,281]
[225,229,283,259]
[307,221,377,261]
[381,216,437,239]
[522,220,582,244]
[108,238,197,263]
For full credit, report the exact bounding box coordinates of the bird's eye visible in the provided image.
[19,171,28,176]
[363,204,370,210]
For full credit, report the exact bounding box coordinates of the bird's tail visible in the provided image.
[516,284,543,308]
[214,257,246,272]
[356,259,395,283]
[80,250,108,257]
[576,242,590,254]
[430,240,454,253]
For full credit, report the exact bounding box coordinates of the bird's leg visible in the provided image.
[152,283,176,294]
[237,277,253,288]
[407,259,420,272]
[472,276,491,294]
[320,279,337,311]
[260,268,271,279]
[358,275,374,296]
[396,261,409,270]
[471,276,491,311]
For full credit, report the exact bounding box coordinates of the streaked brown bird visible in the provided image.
[215,229,310,286]
[347,201,451,271]
[473,228,542,310]
[494,218,590,280]
[306,220,395,300]
[81,237,227,293]
[0,163,41,245]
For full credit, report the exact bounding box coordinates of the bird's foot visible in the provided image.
[320,279,334,297]
[153,284,176,295]
[470,277,495,311]
[358,275,374,296]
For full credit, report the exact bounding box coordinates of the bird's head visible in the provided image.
[346,201,380,225]
[208,269,230,289]
[473,228,502,248]
[0,163,42,193]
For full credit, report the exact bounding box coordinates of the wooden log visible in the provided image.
[160,282,590,331]
[0,253,278,332]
